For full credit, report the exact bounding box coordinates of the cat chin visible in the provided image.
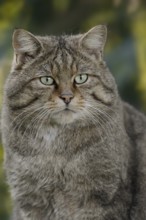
[50,110,81,125]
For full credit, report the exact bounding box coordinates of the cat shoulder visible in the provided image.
[123,102,146,138]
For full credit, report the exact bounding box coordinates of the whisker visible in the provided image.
[82,108,105,143]
[19,107,50,146]
[9,106,47,139]
[85,100,125,135]
[32,109,50,146]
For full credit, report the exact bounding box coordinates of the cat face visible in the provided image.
[6,26,117,126]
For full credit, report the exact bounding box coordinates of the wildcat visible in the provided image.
[1,25,146,220]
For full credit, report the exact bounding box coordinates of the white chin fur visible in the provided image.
[51,110,81,125]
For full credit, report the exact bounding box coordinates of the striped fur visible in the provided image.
[1,26,146,220]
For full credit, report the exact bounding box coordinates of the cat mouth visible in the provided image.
[51,106,80,124]
[53,107,76,115]
[63,107,76,113]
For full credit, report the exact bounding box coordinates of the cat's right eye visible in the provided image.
[40,76,55,86]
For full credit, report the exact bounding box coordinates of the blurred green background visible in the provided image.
[0,0,146,219]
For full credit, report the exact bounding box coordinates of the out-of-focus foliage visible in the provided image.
[0,0,146,219]
[0,0,23,30]
[132,9,146,105]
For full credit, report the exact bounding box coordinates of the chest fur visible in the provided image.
[15,136,122,207]
[7,125,129,216]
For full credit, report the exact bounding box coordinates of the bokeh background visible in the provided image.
[0,0,146,219]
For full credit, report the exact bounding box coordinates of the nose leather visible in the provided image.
[60,90,74,104]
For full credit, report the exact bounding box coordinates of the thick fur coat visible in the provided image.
[1,25,146,220]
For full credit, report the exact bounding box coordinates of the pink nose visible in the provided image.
[60,91,74,104]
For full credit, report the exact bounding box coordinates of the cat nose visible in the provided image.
[60,90,74,104]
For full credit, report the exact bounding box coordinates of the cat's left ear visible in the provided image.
[12,29,43,67]
[79,25,107,59]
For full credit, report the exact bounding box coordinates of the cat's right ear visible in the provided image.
[12,29,43,68]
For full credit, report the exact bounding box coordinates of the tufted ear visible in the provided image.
[12,29,42,67]
[80,25,107,59]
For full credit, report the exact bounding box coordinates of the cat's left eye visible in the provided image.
[40,76,55,86]
[74,74,88,85]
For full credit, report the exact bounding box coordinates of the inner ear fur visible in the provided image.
[79,25,107,59]
[12,29,43,67]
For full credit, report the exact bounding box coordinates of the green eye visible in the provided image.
[40,76,54,86]
[74,74,88,84]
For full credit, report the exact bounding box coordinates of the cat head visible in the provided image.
[6,25,118,126]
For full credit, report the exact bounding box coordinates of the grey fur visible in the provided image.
[1,25,146,220]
